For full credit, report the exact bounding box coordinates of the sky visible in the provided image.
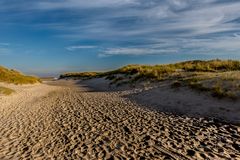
[0,0,240,76]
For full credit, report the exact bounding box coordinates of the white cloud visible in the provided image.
[30,0,240,57]
[2,0,240,57]
[193,36,240,51]
[99,47,178,57]
[36,0,138,10]
[66,45,97,51]
[167,0,190,9]
[151,35,240,55]
[36,1,240,42]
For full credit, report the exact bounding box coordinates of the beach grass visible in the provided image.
[0,86,15,95]
[59,59,240,99]
[0,66,41,84]
[59,72,100,79]
[60,59,240,79]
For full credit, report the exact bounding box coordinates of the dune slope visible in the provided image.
[0,66,40,84]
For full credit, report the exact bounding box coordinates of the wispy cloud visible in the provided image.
[0,43,10,46]
[35,0,138,10]
[66,45,97,51]
[99,47,178,57]
[1,0,240,57]
[0,47,10,55]
[0,42,10,55]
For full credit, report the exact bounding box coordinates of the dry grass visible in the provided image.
[175,71,240,100]
[59,72,100,79]
[0,86,15,95]
[60,59,240,80]
[0,66,41,84]
[59,59,240,100]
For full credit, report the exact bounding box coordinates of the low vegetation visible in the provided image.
[60,59,240,100]
[0,86,15,95]
[0,66,41,84]
[175,71,240,100]
[59,72,100,79]
[60,59,240,79]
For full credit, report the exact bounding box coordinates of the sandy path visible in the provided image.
[0,81,239,160]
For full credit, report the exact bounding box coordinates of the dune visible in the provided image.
[0,61,240,159]
[0,66,40,85]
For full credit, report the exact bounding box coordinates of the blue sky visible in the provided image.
[0,0,240,76]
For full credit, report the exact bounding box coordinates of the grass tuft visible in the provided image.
[0,86,15,95]
[171,81,182,88]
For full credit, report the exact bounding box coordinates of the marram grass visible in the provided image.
[60,59,240,80]
[0,86,15,95]
[0,66,41,84]
[59,59,240,100]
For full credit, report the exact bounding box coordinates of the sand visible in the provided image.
[129,82,240,125]
[0,80,239,160]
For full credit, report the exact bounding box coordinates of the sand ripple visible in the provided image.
[0,82,239,159]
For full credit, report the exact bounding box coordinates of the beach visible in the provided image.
[0,80,239,159]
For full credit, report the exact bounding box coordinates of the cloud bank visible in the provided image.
[1,0,240,57]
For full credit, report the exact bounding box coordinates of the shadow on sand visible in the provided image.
[47,78,240,125]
